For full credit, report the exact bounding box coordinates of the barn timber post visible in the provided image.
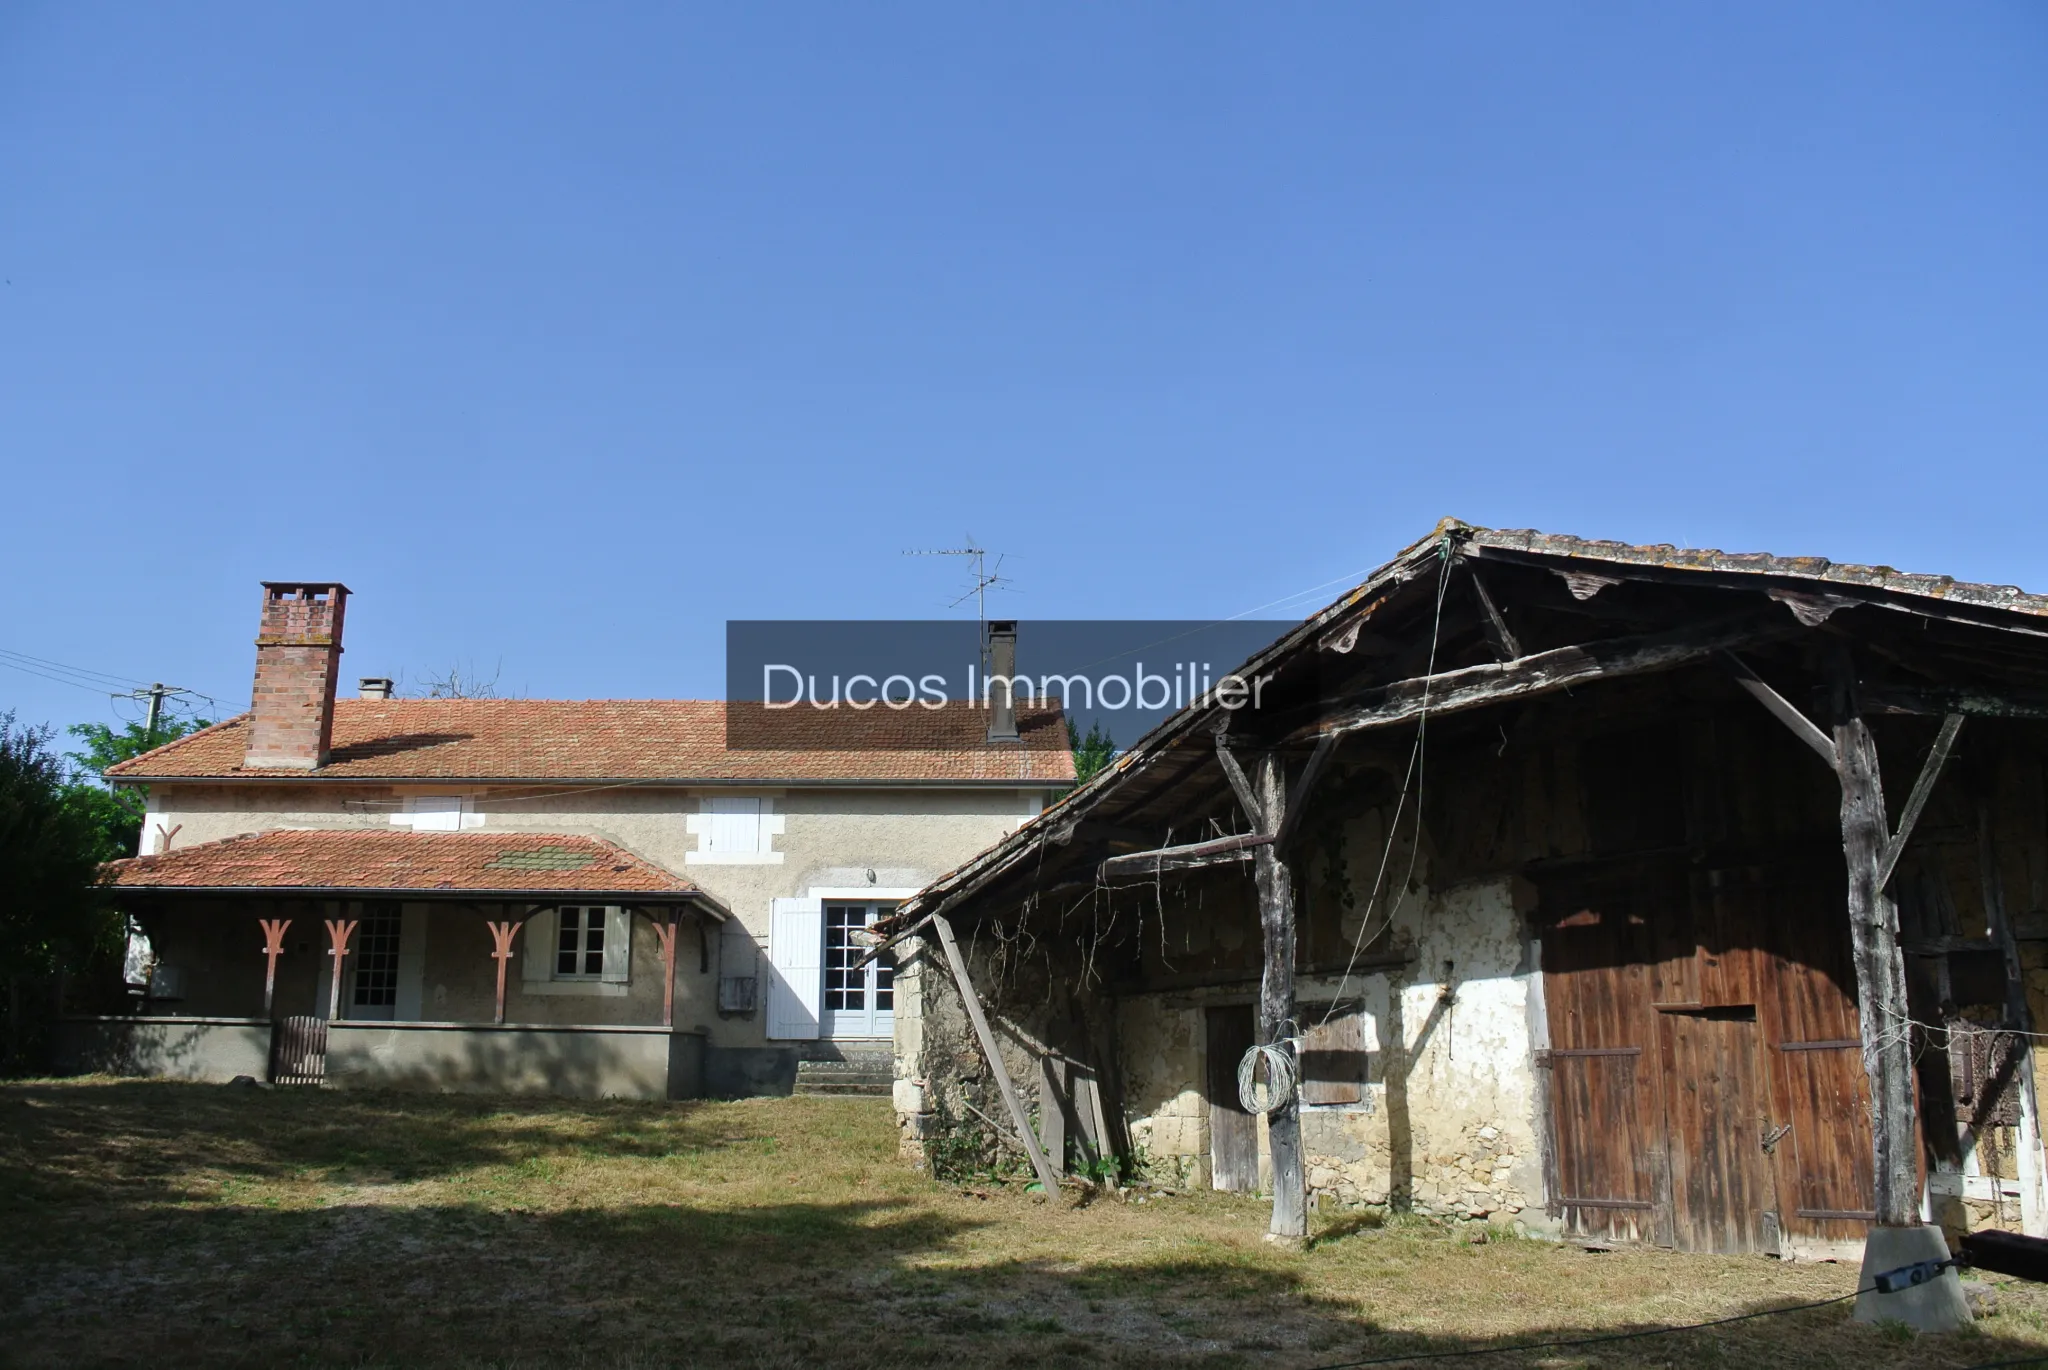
[1216,731,1308,1245]
[1830,649,1972,1329]
[1828,655,1917,1226]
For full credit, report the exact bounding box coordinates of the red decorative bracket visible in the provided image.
[649,911,680,1028]
[323,918,359,1022]
[485,920,528,1026]
[258,918,292,1017]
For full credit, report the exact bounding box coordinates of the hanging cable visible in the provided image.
[1317,537,1455,1026]
[1237,1034,1302,1114]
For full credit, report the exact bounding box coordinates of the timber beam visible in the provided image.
[931,914,1064,1198]
[1284,614,1788,745]
[1098,832,1272,883]
[1723,652,1839,770]
[1875,713,1965,892]
[1465,562,1523,661]
[1862,683,2048,721]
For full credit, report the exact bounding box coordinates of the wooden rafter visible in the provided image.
[1286,615,1786,745]
[1875,713,1965,892]
[1098,831,1272,883]
[1723,652,1839,770]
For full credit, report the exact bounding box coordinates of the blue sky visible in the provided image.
[2,4,2043,735]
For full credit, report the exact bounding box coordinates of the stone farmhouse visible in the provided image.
[881,521,2048,1271]
[70,582,1072,1098]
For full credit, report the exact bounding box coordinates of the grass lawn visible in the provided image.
[4,1080,2048,1368]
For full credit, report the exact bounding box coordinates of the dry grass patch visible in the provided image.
[2,1079,2046,1368]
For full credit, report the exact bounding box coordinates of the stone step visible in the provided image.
[794,1070,893,1085]
[793,1079,893,1097]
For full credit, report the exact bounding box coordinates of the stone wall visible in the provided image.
[897,867,1551,1229]
[1108,876,1550,1228]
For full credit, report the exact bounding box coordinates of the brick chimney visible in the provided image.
[244,582,349,770]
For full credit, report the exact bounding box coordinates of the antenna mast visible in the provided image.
[903,537,1010,671]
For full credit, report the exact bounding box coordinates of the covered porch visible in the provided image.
[68,828,731,1099]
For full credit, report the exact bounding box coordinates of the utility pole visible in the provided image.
[114,681,201,748]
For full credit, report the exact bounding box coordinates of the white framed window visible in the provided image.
[685,794,785,865]
[522,906,631,995]
[392,795,482,832]
[554,905,609,980]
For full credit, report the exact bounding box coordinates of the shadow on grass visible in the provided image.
[3,1082,2045,1369]
[3,1195,2037,1369]
[0,1078,802,1203]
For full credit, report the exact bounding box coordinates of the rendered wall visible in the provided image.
[135,781,1049,1058]
[326,1022,701,1100]
[1112,877,1546,1227]
[55,1016,272,1083]
[897,869,1549,1231]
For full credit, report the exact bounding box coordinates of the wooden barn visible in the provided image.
[879,522,2048,1265]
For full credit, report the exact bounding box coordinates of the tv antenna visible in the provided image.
[904,538,1012,669]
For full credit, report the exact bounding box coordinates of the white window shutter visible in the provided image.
[522,908,556,983]
[601,907,631,984]
[405,795,468,832]
[707,797,762,854]
[766,896,823,1039]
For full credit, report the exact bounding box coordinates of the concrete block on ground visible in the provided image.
[1854,1224,1972,1332]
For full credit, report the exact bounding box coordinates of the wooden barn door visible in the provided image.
[1206,1005,1259,1192]
[1544,859,1878,1256]
[1541,880,1668,1245]
[1748,862,1877,1254]
[1657,1008,1773,1253]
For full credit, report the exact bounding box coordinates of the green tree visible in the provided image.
[2,714,123,1066]
[65,716,208,863]
[1068,718,1117,782]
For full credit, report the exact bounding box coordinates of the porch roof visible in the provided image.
[102,829,725,914]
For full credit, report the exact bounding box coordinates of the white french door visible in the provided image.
[821,901,896,1039]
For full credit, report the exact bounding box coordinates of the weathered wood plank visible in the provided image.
[1274,732,1340,853]
[1205,1004,1259,1192]
[1291,616,1785,744]
[1466,561,1524,661]
[1874,713,1964,892]
[1723,652,1839,770]
[1861,682,2048,720]
[1038,1054,1068,1176]
[1099,832,1273,882]
[931,913,1064,1198]
[1829,656,1919,1228]
[1214,731,1264,833]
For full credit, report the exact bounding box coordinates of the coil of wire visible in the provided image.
[1236,1042,1299,1115]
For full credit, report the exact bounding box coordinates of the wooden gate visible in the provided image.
[270,1015,327,1086]
[1539,858,1872,1254]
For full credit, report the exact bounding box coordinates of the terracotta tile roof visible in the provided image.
[102,829,714,903]
[107,699,1076,785]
